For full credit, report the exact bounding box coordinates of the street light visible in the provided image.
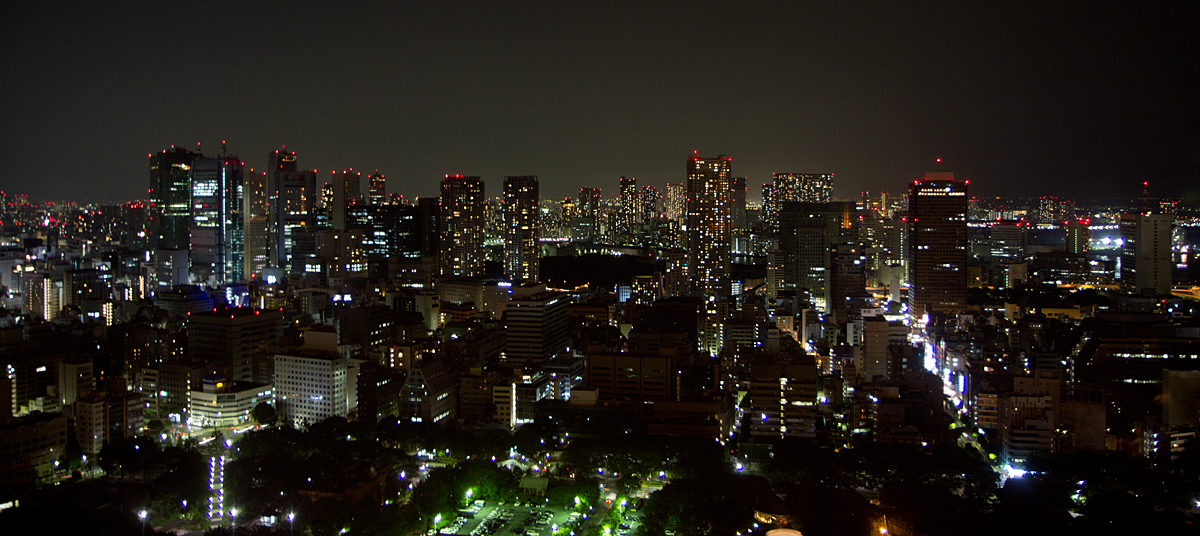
[288,512,295,536]
[138,510,147,535]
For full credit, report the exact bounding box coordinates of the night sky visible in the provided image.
[2,1,1197,203]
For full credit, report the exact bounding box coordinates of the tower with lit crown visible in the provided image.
[906,172,968,314]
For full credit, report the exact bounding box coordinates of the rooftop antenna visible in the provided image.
[1142,181,1149,213]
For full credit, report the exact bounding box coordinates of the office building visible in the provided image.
[187,308,284,382]
[1066,219,1090,255]
[274,351,351,428]
[243,168,270,280]
[686,154,733,298]
[1119,211,1172,295]
[506,291,570,365]
[188,376,274,428]
[778,201,857,307]
[731,177,747,230]
[398,359,456,425]
[189,156,244,284]
[75,390,144,456]
[504,176,540,282]
[0,413,67,482]
[368,171,386,206]
[744,356,819,440]
[827,242,867,326]
[440,175,486,277]
[149,146,201,250]
[906,172,968,315]
[269,159,317,273]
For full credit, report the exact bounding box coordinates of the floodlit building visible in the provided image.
[275,351,350,428]
[188,376,274,428]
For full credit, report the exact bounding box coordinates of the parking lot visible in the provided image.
[450,501,586,536]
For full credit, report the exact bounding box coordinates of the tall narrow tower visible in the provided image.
[906,172,968,315]
[504,176,540,283]
[439,175,485,277]
[686,153,732,298]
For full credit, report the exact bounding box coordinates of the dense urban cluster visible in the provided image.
[1,146,1200,535]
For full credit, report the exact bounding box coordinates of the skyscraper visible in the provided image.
[149,146,201,251]
[1066,219,1090,255]
[778,201,857,307]
[665,183,685,224]
[268,148,317,272]
[505,290,569,365]
[617,176,638,237]
[764,173,834,231]
[243,169,269,280]
[504,176,540,283]
[368,171,386,206]
[189,155,244,284]
[731,177,747,230]
[265,148,314,273]
[332,169,361,230]
[686,153,732,298]
[440,175,486,277]
[906,172,968,315]
[1119,211,1172,295]
[575,186,601,242]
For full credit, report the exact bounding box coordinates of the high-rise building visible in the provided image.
[574,186,602,242]
[275,351,350,428]
[243,169,270,280]
[827,242,867,326]
[906,172,968,315]
[316,229,367,281]
[744,356,818,440]
[731,177,747,230]
[367,171,386,206]
[149,146,201,250]
[505,291,570,365]
[1119,211,1172,295]
[617,176,638,237]
[439,175,486,277]
[762,173,833,231]
[348,204,422,274]
[1066,219,1090,255]
[665,182,685,224]
[332,170,361,230]
[990,221,1029,260]
[187,308,285,383]
[503,176,540,283]
[778,201,858,307]
[686,153,733,298]
[189,155,244,284]
[265,148,315,273]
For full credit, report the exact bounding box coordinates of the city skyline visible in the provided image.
[3,2,1197,203]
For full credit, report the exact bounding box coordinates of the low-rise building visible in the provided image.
[189,376,274,428]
